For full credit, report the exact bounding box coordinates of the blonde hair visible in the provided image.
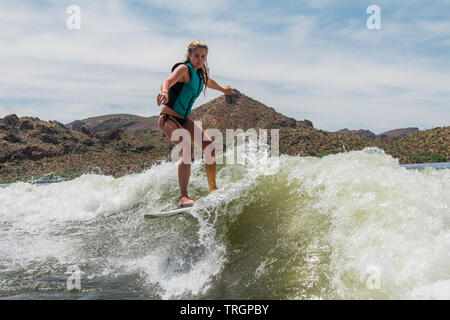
[184,40,209,96]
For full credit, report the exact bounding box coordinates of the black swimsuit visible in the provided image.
[159,112,187,128]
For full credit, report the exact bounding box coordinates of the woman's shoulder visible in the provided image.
[171,62,189,72]
[171,62,190,83]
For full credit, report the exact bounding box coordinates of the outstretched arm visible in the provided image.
[207,78,235,95]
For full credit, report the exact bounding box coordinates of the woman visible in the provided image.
[156,41,235,208]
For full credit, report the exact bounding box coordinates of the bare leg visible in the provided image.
[183,118,218,193]
[158,114,218,207]
[204,143,217,192]
[158,114,194,207]
[178,161,191,198]
[178,145,195,206]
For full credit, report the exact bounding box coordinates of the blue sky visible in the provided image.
[0,0,449,133]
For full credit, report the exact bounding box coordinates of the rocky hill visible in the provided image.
[0,90,448,183]
[189,89,313,131]
[336,129,377,139]
[0,114,170,183]
[66,114,159,135]
[376,126,449,163]
[66,90,312,135]
[375,127,420,140]
[337,127,419,140]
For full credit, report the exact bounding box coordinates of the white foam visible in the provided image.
[287,148,450,299]
[1,146,448,299]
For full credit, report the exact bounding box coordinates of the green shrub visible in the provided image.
[317,152,329,158]
[411,154,430,163]
[431,153,447,163]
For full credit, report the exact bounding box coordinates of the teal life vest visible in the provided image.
[167,61,204,118]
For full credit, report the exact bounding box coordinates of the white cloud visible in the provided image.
[418,20,450,37]
[135,0,236,15]
[306,0,336,9]
[0,0,449,133]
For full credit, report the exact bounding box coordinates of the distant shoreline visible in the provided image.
[1,93,449,184]
[400,162,450,170]
[1,161,449,189]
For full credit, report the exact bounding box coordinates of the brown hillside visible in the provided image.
[377,126,449,163]
[0,91,448,183]
[190,89,313,131]
[0,114,170,183]
[66,114,159,135]
[376,127,419,140]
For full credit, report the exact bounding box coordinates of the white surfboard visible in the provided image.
[144,205,193,219]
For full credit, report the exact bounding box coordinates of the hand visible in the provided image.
[157,92,169,106]
[222,86,235,95]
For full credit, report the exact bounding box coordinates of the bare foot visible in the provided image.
[179,196,195,207]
